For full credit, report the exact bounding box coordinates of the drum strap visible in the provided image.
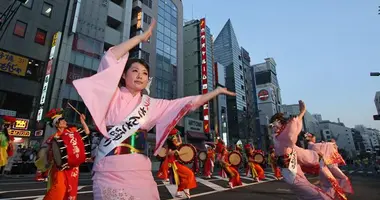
[95,95,151,164]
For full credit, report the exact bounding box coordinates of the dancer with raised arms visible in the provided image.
[269,100,334,200]
[72,20,235,199]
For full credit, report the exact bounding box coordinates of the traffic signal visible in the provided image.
[373,115,380,120]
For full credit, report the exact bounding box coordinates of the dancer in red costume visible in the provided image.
[157,144,170,182]
[244,144,265,181]
[203,145,215,178]
[268,146,282,180]
[216,139,242,188]
[166,128,197,198]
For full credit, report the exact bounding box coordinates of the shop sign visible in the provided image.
[200,18,209,133]
[8,129,31,137]
[13,118,29,130]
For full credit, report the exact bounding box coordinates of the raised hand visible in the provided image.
[216,87,236,96]
[298,100,306,113]
[139,19,156,42]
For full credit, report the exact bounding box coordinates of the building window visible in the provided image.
[22,0,34,9]
[240,75,243,80]
[143,13,152,24]
[242,95,245,101]
[141,50,150,63]
[13,20,27,38]
[34,28,47,45]
[141,0,152,9]
[41,2,53,18]
[241,85,244,90]
[239,65,242,70]
[66,64,96,85]
[243,106,246,111]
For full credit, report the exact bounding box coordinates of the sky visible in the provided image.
[182,0,380,130]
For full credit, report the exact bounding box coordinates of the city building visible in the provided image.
[355,125,374,153]
[41,0,184,148]
[282,104,321,141]
[0,0,69,147]
[183,18,214,136]
[312,114,323,122]
[214,62,229,145]
[351,128,365,155]
[131,0,184,101]
[182,18,214,149]
[241,47,258,144]
[214,19,247,145]
[319,120,356,158]
[251,58,282,150]
[40,0,133,141]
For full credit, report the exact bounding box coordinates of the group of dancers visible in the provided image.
[20,20,352,200]
[155,130,281,198]
[270,101,354,200]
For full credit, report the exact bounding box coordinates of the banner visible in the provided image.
[0,50,28,76]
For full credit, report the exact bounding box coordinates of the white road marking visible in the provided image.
[196,177,226,191]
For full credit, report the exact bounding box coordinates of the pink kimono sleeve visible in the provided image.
[151,95,203,155]
[72,49,129,137]
[294,146,320,166]
[286,117,303,144]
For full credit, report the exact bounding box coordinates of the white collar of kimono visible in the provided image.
[145,77,153,95]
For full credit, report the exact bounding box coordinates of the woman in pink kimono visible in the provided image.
[73,20,235,200]
[305,133,354,196]
[269,100,334,200]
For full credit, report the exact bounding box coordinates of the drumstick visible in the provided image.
[67,102,81,115]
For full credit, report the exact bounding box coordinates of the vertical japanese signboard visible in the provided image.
[37,32,62,121]
[200,18,209,133]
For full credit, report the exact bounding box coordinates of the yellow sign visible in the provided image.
[52,32,59,47]
[13,118,29,130]
[8,129,31,137]
[0,50,28,76]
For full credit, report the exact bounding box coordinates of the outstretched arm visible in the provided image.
[111,20,156,60]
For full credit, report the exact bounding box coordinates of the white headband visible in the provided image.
[52,115,63,125]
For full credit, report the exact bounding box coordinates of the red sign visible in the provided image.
[258,89,269,101]
[200,18,209,134]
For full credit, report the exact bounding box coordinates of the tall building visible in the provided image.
[183,18,214,134]
[252,58,282,149]
[131,0,184,100]
[247,62,261,147]
[241,47,257,144]
[214,62,229,145]
[214,19,246,144]
[0,0,69,147]
[40,0,133,140]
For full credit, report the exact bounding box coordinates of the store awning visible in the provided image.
[187,131,208,140]
[190,141,207,152]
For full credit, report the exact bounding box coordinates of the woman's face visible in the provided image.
[122,62,149,94]
[311,136,316,143]
[270,120,283,132]
[56,119,67,129]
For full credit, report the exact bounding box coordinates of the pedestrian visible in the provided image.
[35,108,90,200]
[0,116,16,176]
[269,100,334,200]
[72,19,235,200]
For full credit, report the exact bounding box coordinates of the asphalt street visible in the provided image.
[0,168,379,200]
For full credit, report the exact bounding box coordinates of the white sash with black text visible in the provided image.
[95,95,151,164]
